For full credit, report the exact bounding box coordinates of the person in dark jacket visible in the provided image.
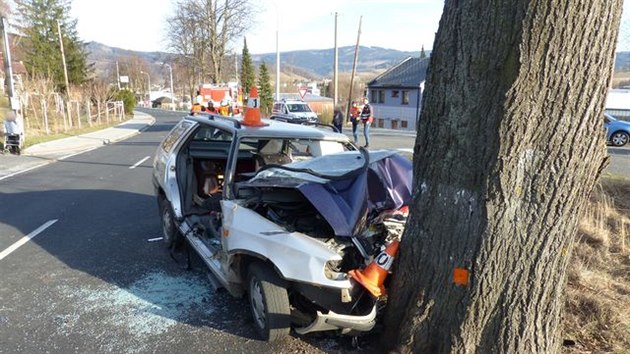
[332,106,344,133]
[360,98,373,148]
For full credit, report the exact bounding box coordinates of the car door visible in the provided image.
[157,119,196,218]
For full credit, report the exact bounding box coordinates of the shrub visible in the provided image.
[114,89,136,116]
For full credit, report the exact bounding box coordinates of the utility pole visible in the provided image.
[275,22,280,101]
[346,16,362,121]
[115,61,121,90]
[56,21,70,95]
[1,17,16,101]
[333,12,338,105]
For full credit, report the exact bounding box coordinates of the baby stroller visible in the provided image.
[3,132,21,155]
[3,113,22,155]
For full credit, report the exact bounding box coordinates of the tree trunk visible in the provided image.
[383,1,622,353]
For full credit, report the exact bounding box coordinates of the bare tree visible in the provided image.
[383,1,624,353]
[165,0,253,84]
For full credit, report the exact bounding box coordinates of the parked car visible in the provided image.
[605,113,630,147]
[152,113,412,341]
[271,99,319,124]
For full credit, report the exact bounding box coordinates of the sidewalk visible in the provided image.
[0,111,155,181]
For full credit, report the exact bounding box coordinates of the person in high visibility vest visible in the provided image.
[218,99,232,116]
[349,101,361,144]
[359,97,374,148]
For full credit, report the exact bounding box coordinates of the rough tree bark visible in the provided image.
[383,1,623,353]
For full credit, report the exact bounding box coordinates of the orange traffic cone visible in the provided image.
[348,241,400,297]
[242,86,266,127]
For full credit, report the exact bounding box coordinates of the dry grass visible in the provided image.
[564,178,630,353]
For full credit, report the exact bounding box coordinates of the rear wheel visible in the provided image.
[159,197,178,248]
[247,263,291,341]
[610,131,629,147]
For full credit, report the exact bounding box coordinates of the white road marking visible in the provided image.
[129,156,151,169]
[0,219,58,261]
[147,237,163,242]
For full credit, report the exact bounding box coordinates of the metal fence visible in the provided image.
[19,93,124,135]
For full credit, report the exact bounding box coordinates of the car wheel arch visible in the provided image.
[231,251,289,287]
[610,130,630,146]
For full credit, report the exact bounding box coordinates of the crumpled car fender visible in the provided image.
[222,200,352,289]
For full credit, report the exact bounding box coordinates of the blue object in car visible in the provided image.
[604,113,630,147]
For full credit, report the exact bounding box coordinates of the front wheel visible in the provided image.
[610,131,630,147]
[247,263,291,341]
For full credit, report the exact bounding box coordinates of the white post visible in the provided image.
[86,100,92,127]
[42,99,49,135]
[165,64,175,111]
[75,101,81,129]
[97,99,101,124]
[62,100,68,131]
[105,102,109,122]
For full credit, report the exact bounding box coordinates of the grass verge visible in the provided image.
[564,176,630,352]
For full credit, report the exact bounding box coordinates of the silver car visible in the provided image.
[152,113,412,341]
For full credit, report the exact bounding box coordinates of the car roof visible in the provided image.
[184,113,349,141]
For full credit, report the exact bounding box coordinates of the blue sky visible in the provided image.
[71,0,629,54]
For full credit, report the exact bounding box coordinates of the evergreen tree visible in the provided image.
[420,44,427,59]
[240,37,255,96]
[257,61,273,115]
[15,0,90,92]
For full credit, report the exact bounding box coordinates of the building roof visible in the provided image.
[367,57,429,89]
[276,93,333,102]
[0,59,28,75]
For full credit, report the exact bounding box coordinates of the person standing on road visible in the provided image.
[207,101,217,113]
[332,106,344,133]
[360,97,373,148]
[349,101,361,144]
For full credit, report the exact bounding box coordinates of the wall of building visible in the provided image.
[368,87,422,131]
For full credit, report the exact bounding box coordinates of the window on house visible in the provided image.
[401,120,408,129]
[370,90,376,103]
[378,90,385,103]
[392,120,398,129]
[402,91,409,105]
[378,119,384,128]
[392,90,399,98]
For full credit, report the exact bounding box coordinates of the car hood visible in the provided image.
[241,150,413,236]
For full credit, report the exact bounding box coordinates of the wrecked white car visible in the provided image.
[152,113,412,341]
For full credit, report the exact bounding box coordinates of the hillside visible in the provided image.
[85,41,629,83]
[84,42,418,81]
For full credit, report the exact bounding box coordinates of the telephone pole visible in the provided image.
[346,16,362,121]
[333,12,338,105]
[116,61,121,90]
[56,21,70,95]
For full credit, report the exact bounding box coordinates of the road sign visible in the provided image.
[298,87,308,100]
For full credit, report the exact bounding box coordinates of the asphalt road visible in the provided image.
[0,109,374,354]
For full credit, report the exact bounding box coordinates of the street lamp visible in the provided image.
[164,64,175,111]
[271,0,280,101]
[140,71,151,107]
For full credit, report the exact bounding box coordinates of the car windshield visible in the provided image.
[287,104,312,113]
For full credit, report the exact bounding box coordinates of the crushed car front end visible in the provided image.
[229,149,412,334]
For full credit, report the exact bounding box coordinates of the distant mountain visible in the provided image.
[84,41,630,82]
[85,41,419,80]
[251,46,421,78]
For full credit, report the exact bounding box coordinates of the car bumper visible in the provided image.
[294,304,377,335]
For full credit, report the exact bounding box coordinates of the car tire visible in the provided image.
[247,262,291,341]
[159,197,179,248]
[610,131,630,147]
